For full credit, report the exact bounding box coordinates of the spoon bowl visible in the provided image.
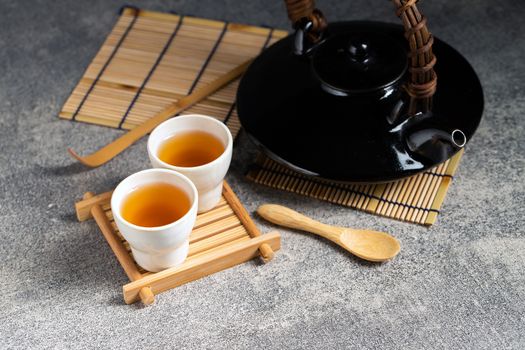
[339,229,400,262]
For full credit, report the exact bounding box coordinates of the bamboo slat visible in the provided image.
[75,180,280,305]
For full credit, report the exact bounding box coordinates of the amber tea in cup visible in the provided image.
[121,182,191,228]
[111,169,198,272]
[157,130,225,167]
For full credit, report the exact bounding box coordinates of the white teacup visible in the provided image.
[147,114,233,213]
[111,169,198,272]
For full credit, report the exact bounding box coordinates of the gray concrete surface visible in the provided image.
[1,0,524,349]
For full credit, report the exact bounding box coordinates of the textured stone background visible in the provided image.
[1,0,524,349]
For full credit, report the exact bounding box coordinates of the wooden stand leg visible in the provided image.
[138,287,155,305]
[258,243,275,263]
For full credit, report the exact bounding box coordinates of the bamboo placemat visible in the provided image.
[75,181,280,305]
[59,6,287,135]
[247,150,463,226]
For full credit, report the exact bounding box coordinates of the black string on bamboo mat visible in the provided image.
[71,9,139,121]
[424,171,453,179]
[117,15,185,129]
[187,21,229,95]
[223,27,275,125]
[222,102,237,125]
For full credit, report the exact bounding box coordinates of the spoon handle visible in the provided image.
[257,204,342,243]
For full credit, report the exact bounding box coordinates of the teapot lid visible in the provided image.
[312,30,408,95]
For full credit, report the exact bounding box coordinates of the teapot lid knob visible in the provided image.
[347,40,370,63]
[312,27,408,96]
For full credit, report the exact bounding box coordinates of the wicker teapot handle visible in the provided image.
[284,0,437,113]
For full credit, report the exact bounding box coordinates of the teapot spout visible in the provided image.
[406,127,466,164]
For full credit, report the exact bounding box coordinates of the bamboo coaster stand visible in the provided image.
[75,181,280,305]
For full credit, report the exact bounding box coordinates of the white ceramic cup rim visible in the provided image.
[111,168,198,232]
[147,114,233,172]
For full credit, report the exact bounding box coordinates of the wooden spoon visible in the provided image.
[68,59,252,168]
[257,204,400,262]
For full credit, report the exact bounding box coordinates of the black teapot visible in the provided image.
[237,0,483,182]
